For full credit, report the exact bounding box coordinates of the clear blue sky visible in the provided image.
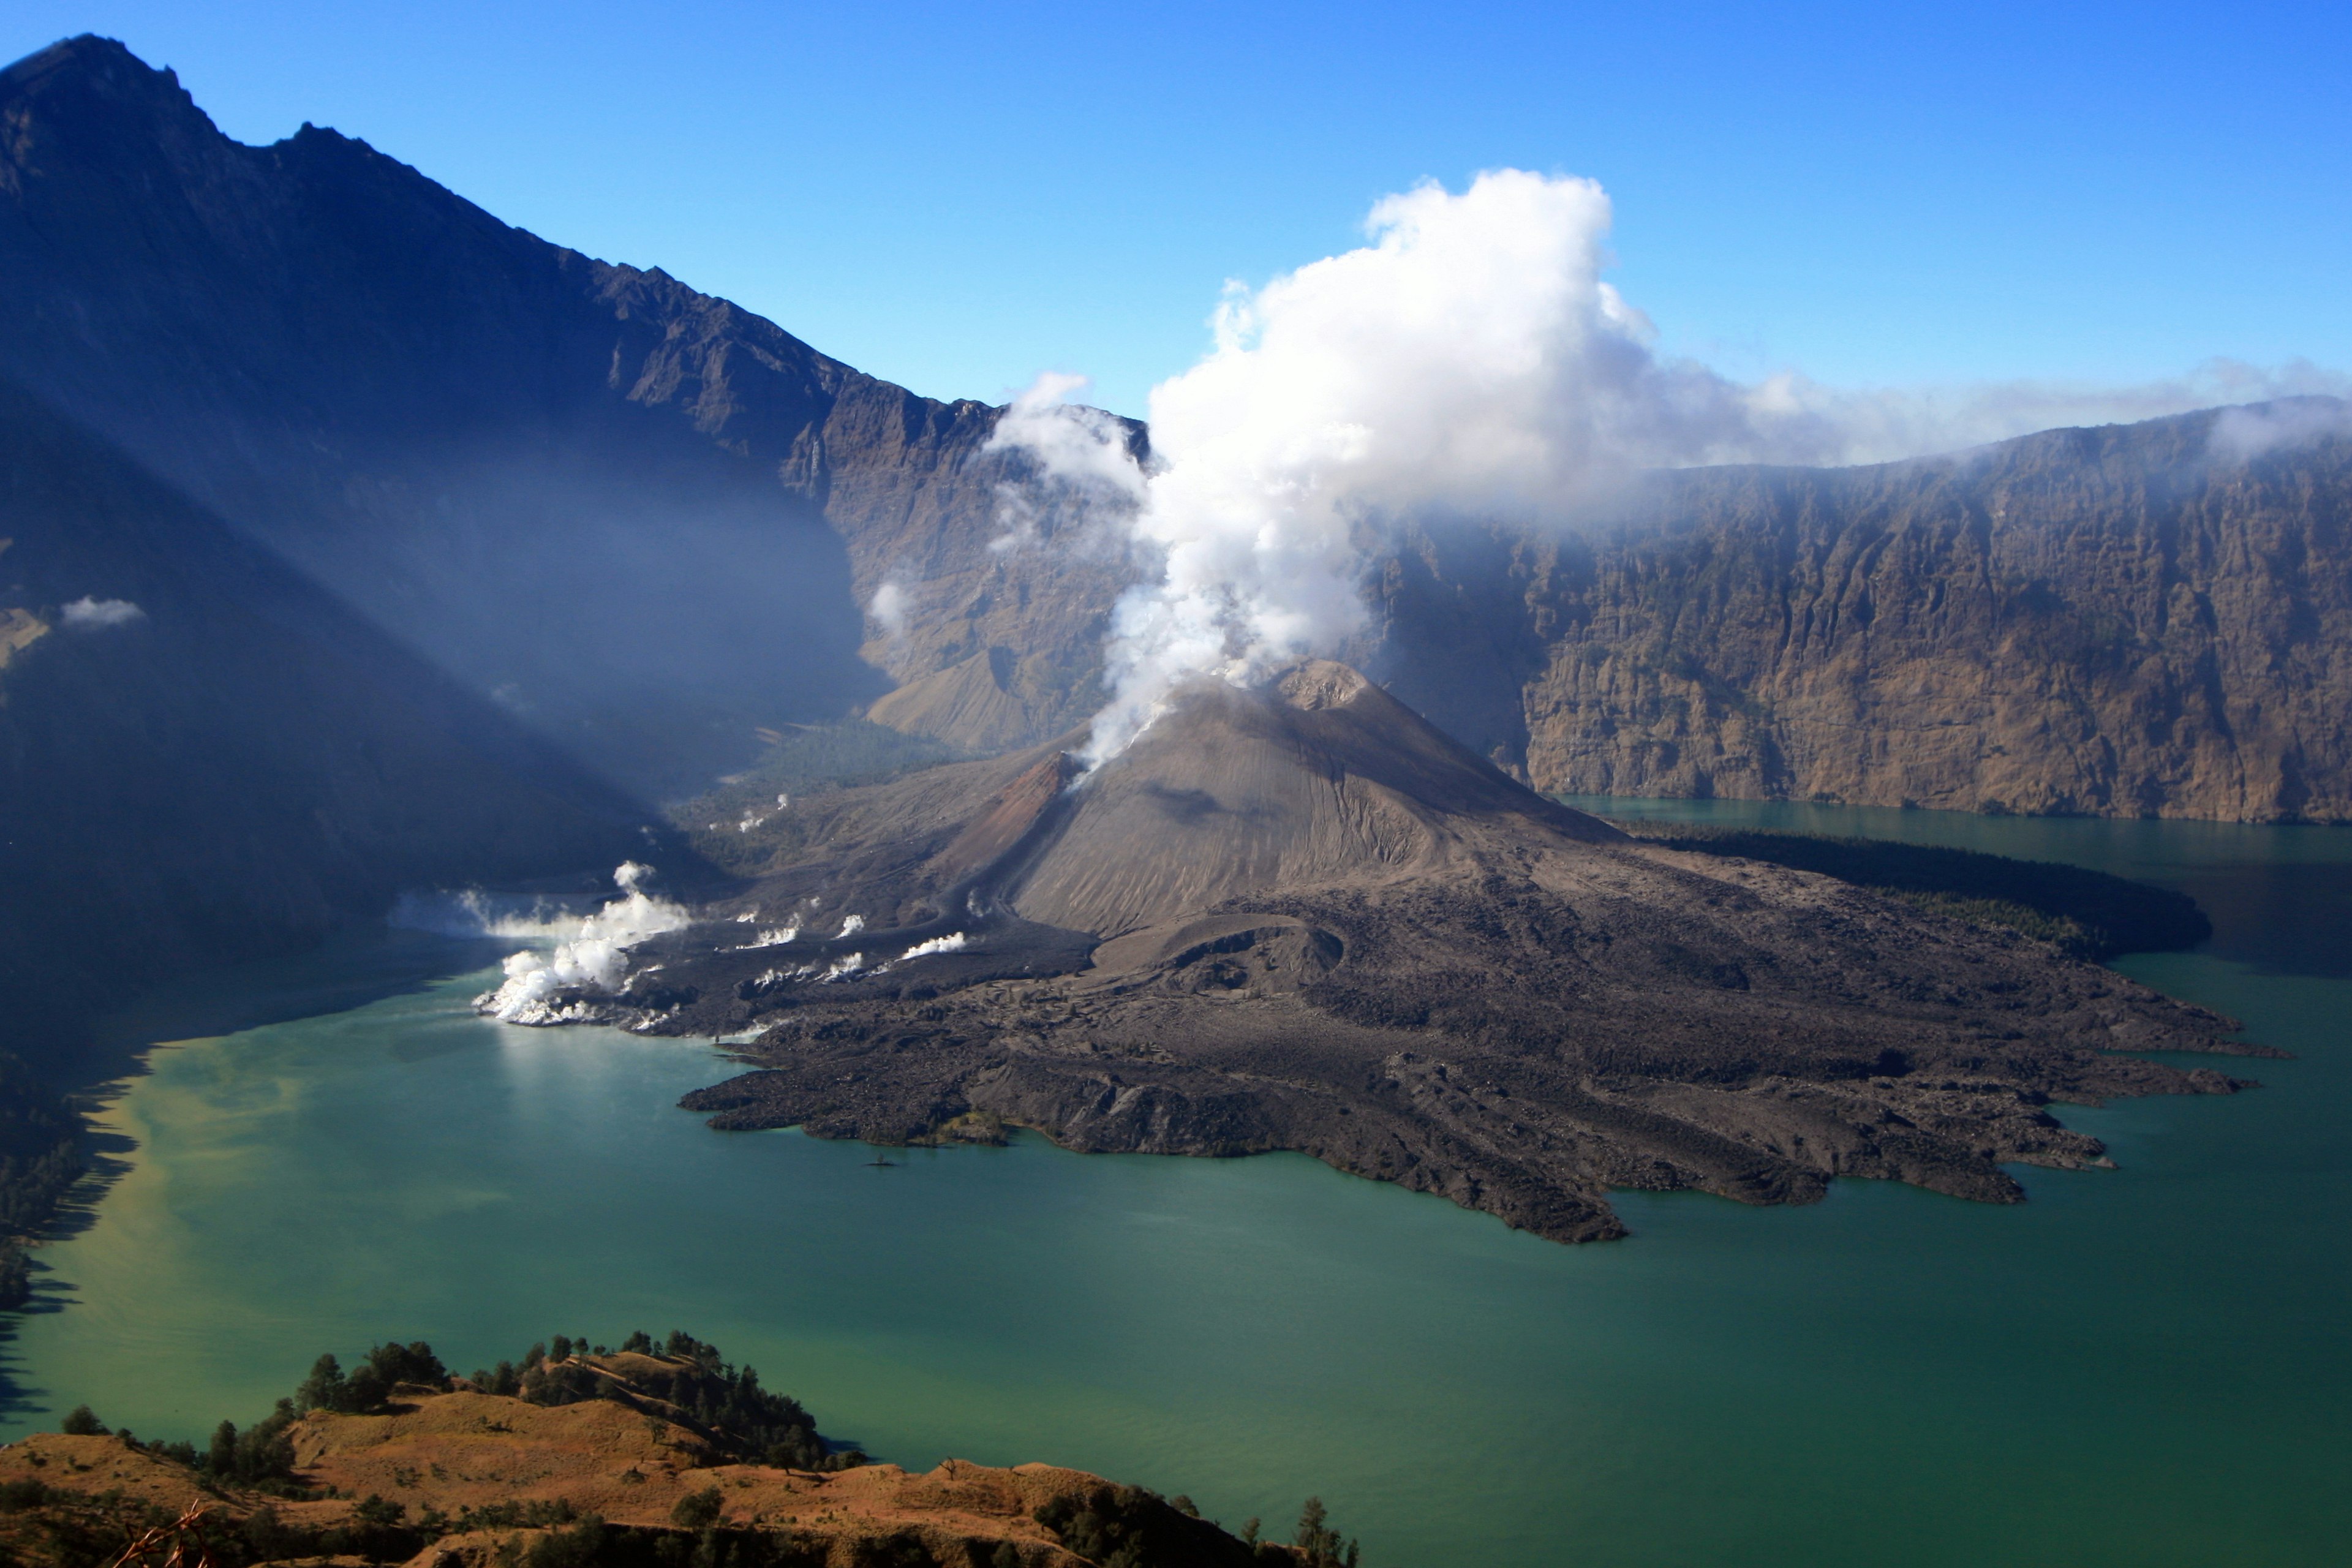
[6,1,2345,418]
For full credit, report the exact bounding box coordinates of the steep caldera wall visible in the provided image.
[1370,407,2352,821]
[810,393,2352,826]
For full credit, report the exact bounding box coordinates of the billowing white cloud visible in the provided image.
[2209,390,2352,461]
[1004,170,1830,762]
[995,168,2349,766]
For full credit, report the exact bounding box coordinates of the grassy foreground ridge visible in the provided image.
[0,1335,1362,1568]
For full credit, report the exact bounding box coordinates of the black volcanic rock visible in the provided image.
[538,663,2263,1243]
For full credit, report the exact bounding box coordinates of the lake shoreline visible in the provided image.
[4,802,2345,1566]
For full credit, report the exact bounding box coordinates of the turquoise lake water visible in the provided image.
[5,799,2348,1566]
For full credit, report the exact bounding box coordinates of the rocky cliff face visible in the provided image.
[823,395,2352,826]
[1368,405,2352,821]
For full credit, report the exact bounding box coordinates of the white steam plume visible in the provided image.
[987,372,1148,502]
[895,931,971,960]
[996,168,2349,765]
[1006,169,1849,762]
[982,372,1148,557]
[475,863,691,1024]
[867,581,910,642]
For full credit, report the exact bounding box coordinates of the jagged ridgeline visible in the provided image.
[7,1336,1353,1567]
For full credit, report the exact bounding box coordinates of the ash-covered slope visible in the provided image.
[532,663,2263,1243]
[1000,663,1621,936]
[0,379,668,1067]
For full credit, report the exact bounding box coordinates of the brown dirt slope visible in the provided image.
[0,1400,1280,1568]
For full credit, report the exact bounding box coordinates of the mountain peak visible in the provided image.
[1272,658,1370,710]
[3,34,195,112]
[1,36,235,204]
[986,660,1618,937]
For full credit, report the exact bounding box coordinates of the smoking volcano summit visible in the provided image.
[504,661,2263,1243]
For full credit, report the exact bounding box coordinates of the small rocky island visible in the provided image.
[495,663,2270,1243]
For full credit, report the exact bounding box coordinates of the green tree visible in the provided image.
[365,1341,448,1390]
[243,1507,295,1561]
[295,1354,349,1412]
[344,1361,389,1413]
[470,1359,522,1396]
[59,1405,105,1436]
[669,1487,723,1530]
[1294,1497,1355,1567]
